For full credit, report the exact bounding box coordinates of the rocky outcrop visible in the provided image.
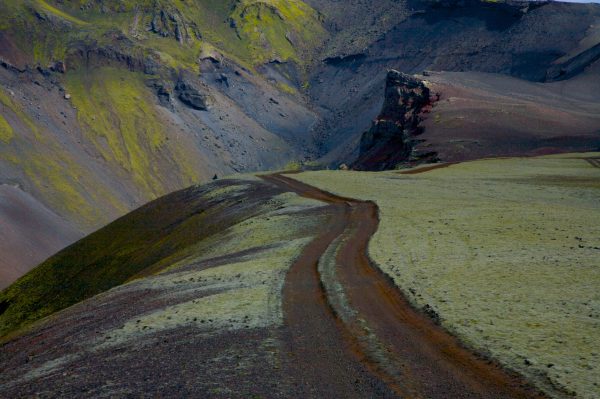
[323,53,367,66]
[149,5,200,43]
[352,70,439,171]
[66,38,161,75]
[146,79,174,109]
[175,78,209,110]
[546,42,600,82]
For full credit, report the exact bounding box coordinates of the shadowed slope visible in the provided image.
[0,185,81,289]
[0,178,285,338]
[0,176,331,397]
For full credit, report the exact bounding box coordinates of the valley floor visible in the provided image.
[0,153,598,398]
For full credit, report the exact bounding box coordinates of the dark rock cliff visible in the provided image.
[353,70,439,171]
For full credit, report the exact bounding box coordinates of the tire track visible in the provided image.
[585,157,600,168]
[262,173,547,398]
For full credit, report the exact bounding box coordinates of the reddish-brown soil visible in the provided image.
[416,72,600,165]
[263,173,547,398]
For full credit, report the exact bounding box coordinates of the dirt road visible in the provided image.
[262,173,546,398]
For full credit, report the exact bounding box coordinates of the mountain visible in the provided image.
[0,0,326,285]
[308,0,600,163]
[0,0,599,282]
[1,2,600,395]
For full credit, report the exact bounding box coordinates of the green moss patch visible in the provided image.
[294,154,600,398]
[65,67,193,197]
[0,0,326,71]
[0,115,14,143]
[35,0,89,26]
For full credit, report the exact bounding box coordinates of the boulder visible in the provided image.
[146,79,174,109]
[175,79,208,111]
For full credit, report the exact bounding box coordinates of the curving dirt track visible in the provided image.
[263,173,547,398]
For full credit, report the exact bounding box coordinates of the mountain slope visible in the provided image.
[0,0,325,283]
[0,184,81,289]
[0,176,325,338]
[1,0,600,283]
[353,69,600,170]
[0,175,333,397]
[308,0,600,160]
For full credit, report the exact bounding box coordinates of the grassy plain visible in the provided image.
[294,153,600,398]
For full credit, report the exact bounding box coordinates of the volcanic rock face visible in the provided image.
[353,70,438,171]
[175,78,208,110]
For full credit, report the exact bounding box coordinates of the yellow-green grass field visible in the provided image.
[294,153,600,398]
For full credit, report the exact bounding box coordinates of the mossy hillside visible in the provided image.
[0,1,72,66]
[0,179,297,339]
[294,154,600,398]
[36,0,89,26]
[0,115,14,143]
[94,238,313,350]
[231,0,327,65]
[181,191,325,265]
[0,188,327,391]
[0,0,326,72]
[0,87,43,140]
[54,189,324,363]
[64,66,201,198]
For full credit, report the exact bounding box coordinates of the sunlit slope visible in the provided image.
[0,0,326,69]
[294,153,600,398]
[0,0,323,284]
[0,65,208,227]
[0,0,325,222]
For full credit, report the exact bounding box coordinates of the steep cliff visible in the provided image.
[353,70,439,170]
[354,68,600,170]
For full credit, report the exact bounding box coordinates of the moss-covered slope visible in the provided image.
[0,177,321,339]
[0,175,329,397]
[0,0,326,70]
[0,0,325,284]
